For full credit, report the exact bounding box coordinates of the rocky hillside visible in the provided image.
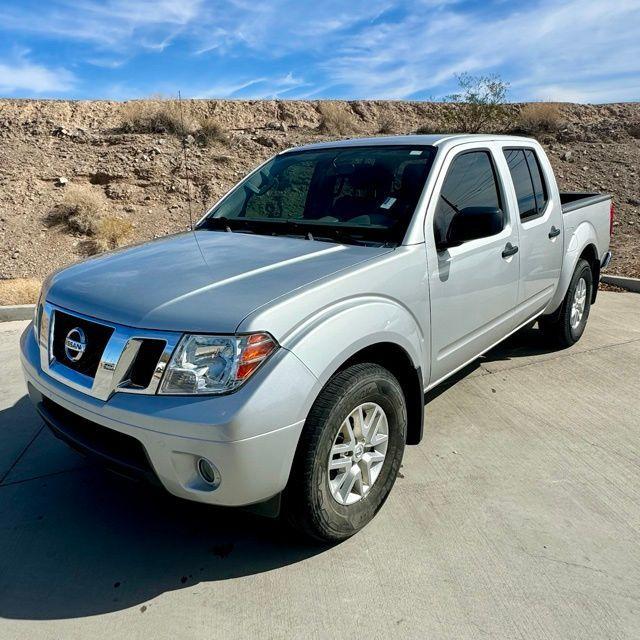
[1,99,639,287]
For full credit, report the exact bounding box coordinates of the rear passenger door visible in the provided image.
[503,146,563,314]
[426,144,520,385]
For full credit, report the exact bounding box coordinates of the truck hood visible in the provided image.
[46,230,392,333]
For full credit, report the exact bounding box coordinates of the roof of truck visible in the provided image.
[285,133,537,153]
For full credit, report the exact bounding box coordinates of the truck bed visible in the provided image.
[560,192,611,214]
[559,191,612,269]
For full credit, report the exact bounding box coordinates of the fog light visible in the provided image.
[197,457,220,488]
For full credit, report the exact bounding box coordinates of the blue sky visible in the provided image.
[0,0,639,102]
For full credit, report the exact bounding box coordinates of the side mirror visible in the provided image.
[445,206,504,248]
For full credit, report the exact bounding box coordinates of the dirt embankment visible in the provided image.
[0,99,638,287]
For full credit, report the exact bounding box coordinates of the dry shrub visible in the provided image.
[441,73,509,133]
[120,99,199,135]
[86,216,134,254]
[377,114,396,134]
[48,184,104,235]
[516,103,564,134]
[415,120,440,134]
[317,102,359,135]
[0,278,41,305]
[46,185,133,255]
[196,117,228,146]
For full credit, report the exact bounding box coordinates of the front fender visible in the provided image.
[281,296,426,388]
[546,220,598,314]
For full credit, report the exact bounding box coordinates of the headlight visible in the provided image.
[159,332,277,395]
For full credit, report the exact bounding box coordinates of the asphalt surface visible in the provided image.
[1,291,639,639]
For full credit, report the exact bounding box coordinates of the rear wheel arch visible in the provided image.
[579,243,600,303]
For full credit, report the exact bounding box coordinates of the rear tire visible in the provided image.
[283,363,406,543]
[539,258,593,348]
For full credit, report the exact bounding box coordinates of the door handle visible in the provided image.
[548,226,561,239]
[501,242,519,258]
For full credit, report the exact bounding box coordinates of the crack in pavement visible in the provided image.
[0,465,88,489]
[0,423,45,486]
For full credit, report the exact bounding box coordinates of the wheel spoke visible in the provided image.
[370,431,388,447]
[337,465,361,503]
[363,406,381,445]
[342,417,356,447]
[360,451,385,488]
[353,405,365,440]
[331,441,353,456]
[329,456,352,471]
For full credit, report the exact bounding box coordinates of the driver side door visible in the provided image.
[426,144,520,386]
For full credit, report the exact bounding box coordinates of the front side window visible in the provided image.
[202,146,437,246]
[433,150,503,247]
[504,148,548,220]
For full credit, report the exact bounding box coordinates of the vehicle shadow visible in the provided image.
[424,323,558,405]
[480,322,561,363]
[0,324,555,621]
[0,397,327,621]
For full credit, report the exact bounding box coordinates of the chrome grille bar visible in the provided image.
[39,302,181,401]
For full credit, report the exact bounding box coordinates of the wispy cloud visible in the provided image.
[198,73,308,99]
[0,52,75,94]
[0,0,638,101]
[0,0,203,50]
[315,0,640,100]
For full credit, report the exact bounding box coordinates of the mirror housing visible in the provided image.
[444,206,504,248]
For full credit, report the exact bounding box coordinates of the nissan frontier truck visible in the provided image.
[21,134,613,541]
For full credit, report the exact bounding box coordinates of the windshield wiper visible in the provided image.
[199,216,399,247]
[201,216,237,232]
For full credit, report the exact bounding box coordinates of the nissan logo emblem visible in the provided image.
[64,327,87,362]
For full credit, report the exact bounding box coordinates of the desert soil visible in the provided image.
[1,99,639,283]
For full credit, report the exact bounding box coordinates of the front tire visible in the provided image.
[283,363,407,542]
[539,258,593,348]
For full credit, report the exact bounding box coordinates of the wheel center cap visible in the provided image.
[354,443,364,462]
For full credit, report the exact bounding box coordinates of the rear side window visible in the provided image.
[433,150,503,246]
[504,148,548,220]
[524,149,548,213]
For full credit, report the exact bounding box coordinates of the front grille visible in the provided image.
[41,396,154,478]
[128,339,166,388]
[52,310,114,378]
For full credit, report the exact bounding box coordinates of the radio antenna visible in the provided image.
[177,90,194,231]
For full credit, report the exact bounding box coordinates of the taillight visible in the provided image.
[609,201,615,237]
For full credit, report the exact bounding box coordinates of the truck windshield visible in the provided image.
[200,146,436,246]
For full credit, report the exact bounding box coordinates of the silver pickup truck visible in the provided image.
[21,134,613,541]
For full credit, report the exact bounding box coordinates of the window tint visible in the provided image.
[245,159,315,219]
[210,146,436,246]
[504,149,536,219]
[524,149,548,213]
[433,151,502,246]
[504,148,548,220]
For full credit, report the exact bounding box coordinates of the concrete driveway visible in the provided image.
[1,291,639,640]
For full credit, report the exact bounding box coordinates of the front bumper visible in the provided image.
[20,323,318,507]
